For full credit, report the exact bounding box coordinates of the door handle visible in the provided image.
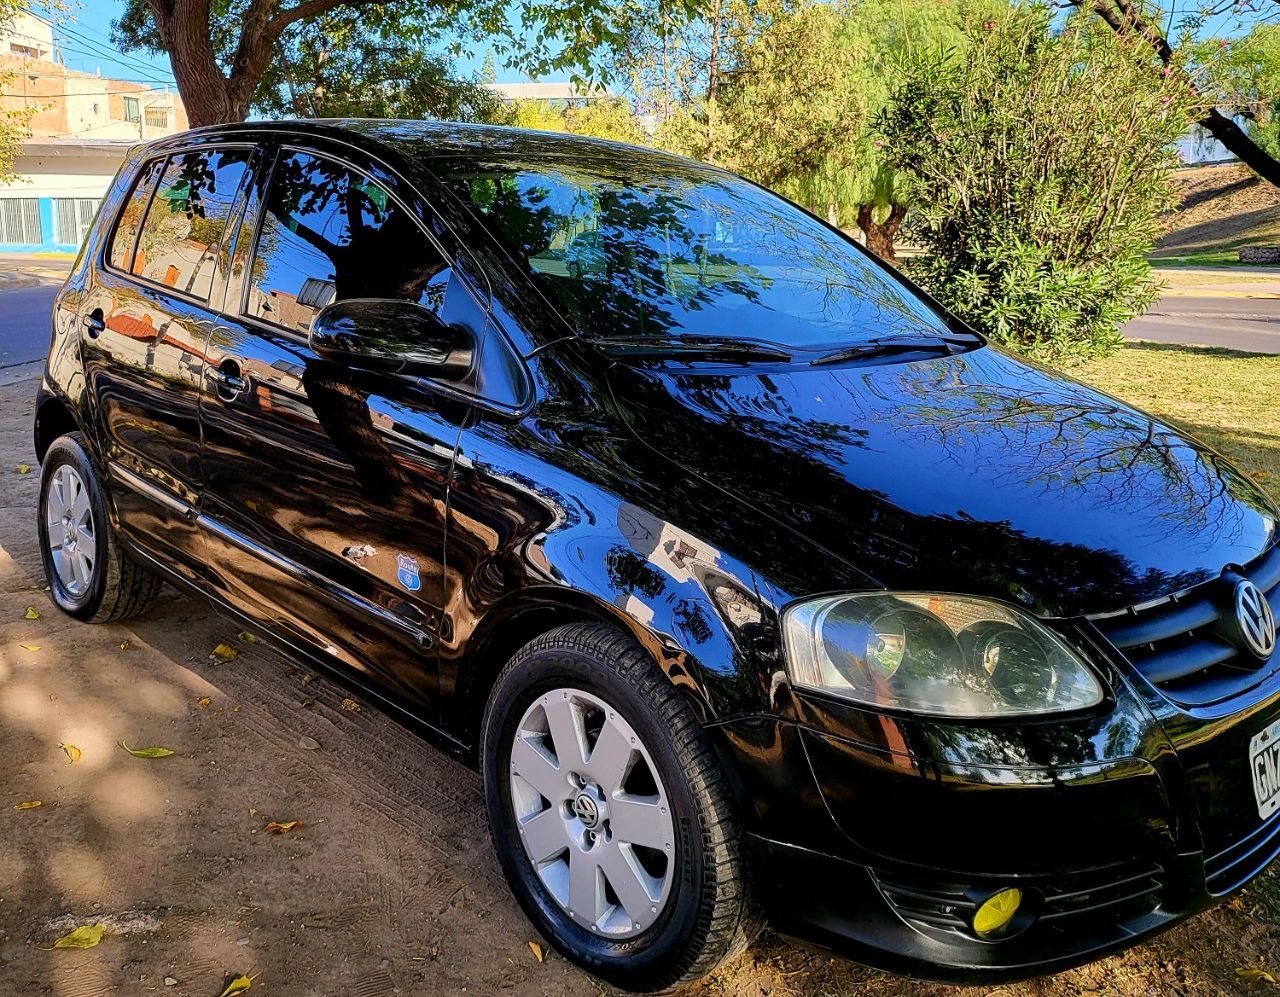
[208,359,251,402]
[82,310,105,338]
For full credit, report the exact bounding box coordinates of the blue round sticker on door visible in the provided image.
[396,553,421,592]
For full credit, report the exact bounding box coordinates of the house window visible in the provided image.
[0,198,43,244]
[9,43,38,58]
[124,96,140,123]
[144,106,168,130]
[54,198,99,247]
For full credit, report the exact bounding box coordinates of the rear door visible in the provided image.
[75,144,255,586]
[198,140,484,716]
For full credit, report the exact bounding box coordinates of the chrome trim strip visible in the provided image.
[107,461,191,516]
[197,513,434,649]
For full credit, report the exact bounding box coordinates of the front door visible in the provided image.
[198,144,482,715]
[75,145,254,586]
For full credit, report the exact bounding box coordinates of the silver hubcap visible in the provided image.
[45,465,95,597]
[509,688,676,938]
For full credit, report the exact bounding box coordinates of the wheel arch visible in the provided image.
[33,388,85,464]
[455,585,718,756]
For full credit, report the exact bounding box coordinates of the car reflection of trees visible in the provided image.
[861,356,1261,545]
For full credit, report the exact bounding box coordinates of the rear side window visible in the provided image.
[245,150,451,333]
[131,148,252,300]
[108,159,163,271]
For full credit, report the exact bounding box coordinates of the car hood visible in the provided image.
[607,346,1278,617]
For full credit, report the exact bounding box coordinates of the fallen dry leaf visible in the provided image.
[298,735,320,751]
[120,743,175,758]
[58,742,81,765]
[210,643,238,662]
[16,463,31,474]
[14,800,42,810]
[19,643,40,651]
[1237,967,1278,986]
[198,696,211,709]
[217,974,253,997]
[24,606,40,620]
[49,924,105,949]
[340,698,360,712]
[264,820,302,834]
[118,639,131,651]
[300,673,315,685]
[528,940,546,963]
[237,630,258,643]
[164,977,178,987]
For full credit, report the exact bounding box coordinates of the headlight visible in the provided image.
[782,593,1103,717]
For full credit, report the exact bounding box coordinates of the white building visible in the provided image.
[0,139,133,254]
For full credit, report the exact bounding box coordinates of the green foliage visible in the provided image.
[879,7,1193,363]
[492,96,649,145]
[254,14,500,121]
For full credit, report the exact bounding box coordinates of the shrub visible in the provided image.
[878,6,1195,363]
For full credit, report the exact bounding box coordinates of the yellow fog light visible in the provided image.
[972,887,1022,938]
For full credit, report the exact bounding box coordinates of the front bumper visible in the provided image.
[707,712,1280,984]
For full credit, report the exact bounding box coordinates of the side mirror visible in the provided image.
[309,298,475,380]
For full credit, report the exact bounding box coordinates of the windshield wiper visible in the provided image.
[594,335,792,363]
[810,334,981,367]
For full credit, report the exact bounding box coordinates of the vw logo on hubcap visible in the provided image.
[1235,579,1277,661]
[572,793,600,829]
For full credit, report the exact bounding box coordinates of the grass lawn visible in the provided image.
[1149,247,1251,268]
[1076,341,1280,505]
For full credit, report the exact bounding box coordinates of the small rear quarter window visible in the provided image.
[108,158,163,272]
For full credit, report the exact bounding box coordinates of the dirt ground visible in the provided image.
[1155,164,1280,258]
[2,372,1280,997]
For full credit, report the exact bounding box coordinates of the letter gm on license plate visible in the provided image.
[1251,718,1280,820]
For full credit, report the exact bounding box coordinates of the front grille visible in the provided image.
[1205,812,1280,896]
[1091,544,1280,708]
[873,860,1165,937]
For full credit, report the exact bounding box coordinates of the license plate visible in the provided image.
[1250,719,1280,821]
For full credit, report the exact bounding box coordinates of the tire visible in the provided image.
[37,433,162,623]
[481,622,759,993]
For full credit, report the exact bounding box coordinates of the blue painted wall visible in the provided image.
[0,195,83,255]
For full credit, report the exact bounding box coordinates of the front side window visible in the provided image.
[246,151,451,334]
[439,158,963,352]
[132,148,251,300]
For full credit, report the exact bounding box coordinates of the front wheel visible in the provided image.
[481,623,759,992]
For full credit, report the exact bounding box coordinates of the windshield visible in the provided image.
[436,156,970,353]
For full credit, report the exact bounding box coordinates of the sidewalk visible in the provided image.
[0,254,73,289]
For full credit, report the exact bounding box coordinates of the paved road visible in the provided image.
[1125,294,1280,354]
[0,282,57,371]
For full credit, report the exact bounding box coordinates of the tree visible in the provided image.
[0,2,33,181]
[252,11,500,121]
[492,96,649,145]
[111,0,695,127]
[879,7,1194,362]
[1192,23,1280,159]
[1073,0,1280,188]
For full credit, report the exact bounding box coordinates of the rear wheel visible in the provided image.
[481,622,758,992]
[37,433,161,622]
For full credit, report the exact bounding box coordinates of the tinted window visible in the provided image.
[108,158,163,272]
[247,151,451,333]
[133,148,251,299]
[440,159,962,352]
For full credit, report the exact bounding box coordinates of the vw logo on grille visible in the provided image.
[1235,579,1277,661]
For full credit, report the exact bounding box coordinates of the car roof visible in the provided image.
[143,118,715,176]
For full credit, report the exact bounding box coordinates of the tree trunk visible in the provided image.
[857,203,906,263]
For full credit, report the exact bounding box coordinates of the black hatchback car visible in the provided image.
[34,120,1280,992]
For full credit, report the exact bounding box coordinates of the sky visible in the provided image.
[31,0,551,94]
